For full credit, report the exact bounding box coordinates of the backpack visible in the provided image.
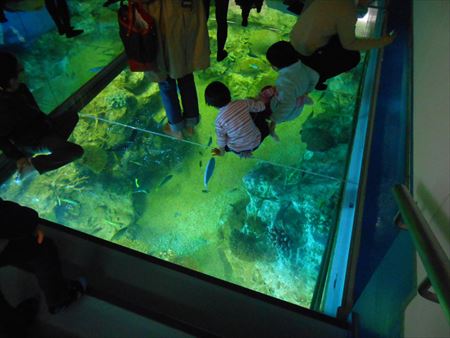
[118,0,158,72]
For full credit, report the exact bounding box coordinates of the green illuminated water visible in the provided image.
[0,2,367,308]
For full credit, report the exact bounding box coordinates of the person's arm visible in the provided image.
[246,99,266,113]
[0,199,39,239]
[337,9,394,51]
[215,121,228,153]
[270,80,299,123]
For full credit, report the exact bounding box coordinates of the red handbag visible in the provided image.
[118,0,158,72]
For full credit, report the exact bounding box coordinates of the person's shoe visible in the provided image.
[66,27,84,38]
[217,49,228,62]
[163,123,183,140]
[183,126,195,137]
[17,297,40,324]
[49,278,87,314]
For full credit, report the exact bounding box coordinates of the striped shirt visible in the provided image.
[215,99,266,153]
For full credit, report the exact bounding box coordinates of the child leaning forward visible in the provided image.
[263,40,319,136]
[205,81,273,158]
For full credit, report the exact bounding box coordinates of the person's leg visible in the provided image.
[250,110,271,143]
[45,0,65,34]
[30,134,84,174]
[49,110,80,140]
[0,238,71,311]
[215,0,229,61]
[255,0,264,12]
[55,0,72,33]
[177,73,200,131]
[299,35,361,88]
[203,0,210,20]
[158,77,184,134]
[240,0,252,26]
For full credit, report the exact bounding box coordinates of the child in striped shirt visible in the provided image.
[205,81,272,158]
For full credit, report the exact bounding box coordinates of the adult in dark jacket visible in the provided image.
[0,52,83,181]
[0,198,85,336]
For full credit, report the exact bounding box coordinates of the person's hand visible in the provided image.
[379,33,396,47]
[239,151,253,159]
[134,8,149,30]
[35,226,45,245]
[211,148,225,156]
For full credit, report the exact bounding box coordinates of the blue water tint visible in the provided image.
[0,2,368,309]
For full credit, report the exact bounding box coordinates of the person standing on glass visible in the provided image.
[140,0,210,139]
[44,0,83,38]
[203,0,229,62]
[290,0,395,90]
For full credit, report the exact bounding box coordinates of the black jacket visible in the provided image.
[0,84,52,160]
[0,198,38,239]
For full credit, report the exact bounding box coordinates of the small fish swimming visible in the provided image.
[135,178,140,188]
[207,136,213,147]
[59,198,80,206]
[203,157,216,193]
[159,174,173,187]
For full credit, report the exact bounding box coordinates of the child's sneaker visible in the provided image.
[49,278,87,314]
[163,123,183,140]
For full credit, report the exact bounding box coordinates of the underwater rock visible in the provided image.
[248,30,280,56]
[234,57,268,76]
[300,112,354,152]
[245,214,268,237]
[104,88,137,112]
[300,127,336,152]
[123,72,149,95]
[229,229,266,262]
[80,145,108,174]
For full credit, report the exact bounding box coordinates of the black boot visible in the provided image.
[65,27,84,38]
[49,278,86,314]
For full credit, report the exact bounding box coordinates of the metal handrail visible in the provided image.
[392,184,450,323]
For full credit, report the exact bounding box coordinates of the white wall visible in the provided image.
[404,1,450,337]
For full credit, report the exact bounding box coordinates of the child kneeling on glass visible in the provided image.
[205,81,275,159]
[262,41,319,138]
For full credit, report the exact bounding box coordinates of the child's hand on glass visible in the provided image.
[211,148,225,156]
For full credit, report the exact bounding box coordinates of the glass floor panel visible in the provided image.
[0,0,123,112]
[0,2,376,309]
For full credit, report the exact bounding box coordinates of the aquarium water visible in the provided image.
[0,0,372,309]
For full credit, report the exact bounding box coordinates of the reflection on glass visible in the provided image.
[0,3,372,309]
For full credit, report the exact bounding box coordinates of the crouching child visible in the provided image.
[264,41,318,137]
[205,81,272,159]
